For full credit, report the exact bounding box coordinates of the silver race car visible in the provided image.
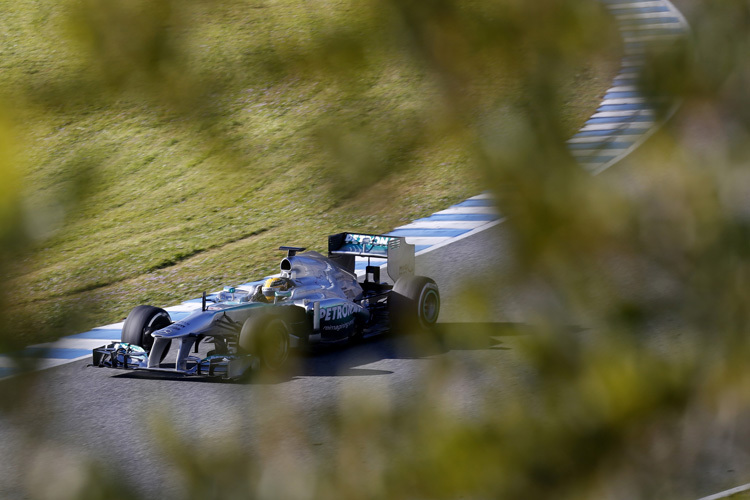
[91,232,440,380]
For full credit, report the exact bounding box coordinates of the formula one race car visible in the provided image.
[91,232,440,380]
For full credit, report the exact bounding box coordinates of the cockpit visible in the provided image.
[252,277,296,303]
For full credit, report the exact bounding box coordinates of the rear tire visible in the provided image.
[389,276,440,333]
[348,318,365,343]
[239,310,292,371]
[121,305,172,359]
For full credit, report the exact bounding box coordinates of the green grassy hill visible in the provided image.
[0,0,621,348]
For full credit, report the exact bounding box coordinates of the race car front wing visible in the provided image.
[91,342,259,380]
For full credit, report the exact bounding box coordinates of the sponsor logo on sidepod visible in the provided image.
[319,303,358,321]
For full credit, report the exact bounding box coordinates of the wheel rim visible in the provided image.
[140,327,154,350]
[143,313,170,351]
[421,289,439,324]
[261,318,290,370]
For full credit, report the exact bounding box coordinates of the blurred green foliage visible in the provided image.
[4,0,750,498]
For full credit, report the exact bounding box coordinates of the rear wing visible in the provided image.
[328,232,415,282]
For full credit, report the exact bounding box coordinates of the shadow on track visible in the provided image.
[111,322,531,384]
[286,322,524,380]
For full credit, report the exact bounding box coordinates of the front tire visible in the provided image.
[239,310,292,371]
[389,276,440,332]
[121,305,171,358]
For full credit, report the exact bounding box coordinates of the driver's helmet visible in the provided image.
[262,277,293,301]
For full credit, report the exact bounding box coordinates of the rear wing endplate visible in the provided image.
[328,232,414,282]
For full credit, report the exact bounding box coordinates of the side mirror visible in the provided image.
[274,290,292,303]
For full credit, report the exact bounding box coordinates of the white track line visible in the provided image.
[697,483,750,500]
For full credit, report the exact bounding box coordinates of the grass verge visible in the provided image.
[0,0,621,349]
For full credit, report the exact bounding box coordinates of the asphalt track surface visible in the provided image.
[2,221,748,500]
[0,224,523,500]
[5,1,744,499]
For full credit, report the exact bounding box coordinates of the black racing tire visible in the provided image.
[121,305,172,360]
[238,309,292,371]
[348,317,366,343]
[389,276,440,333]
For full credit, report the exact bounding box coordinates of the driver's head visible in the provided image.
[262,277,292,300]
